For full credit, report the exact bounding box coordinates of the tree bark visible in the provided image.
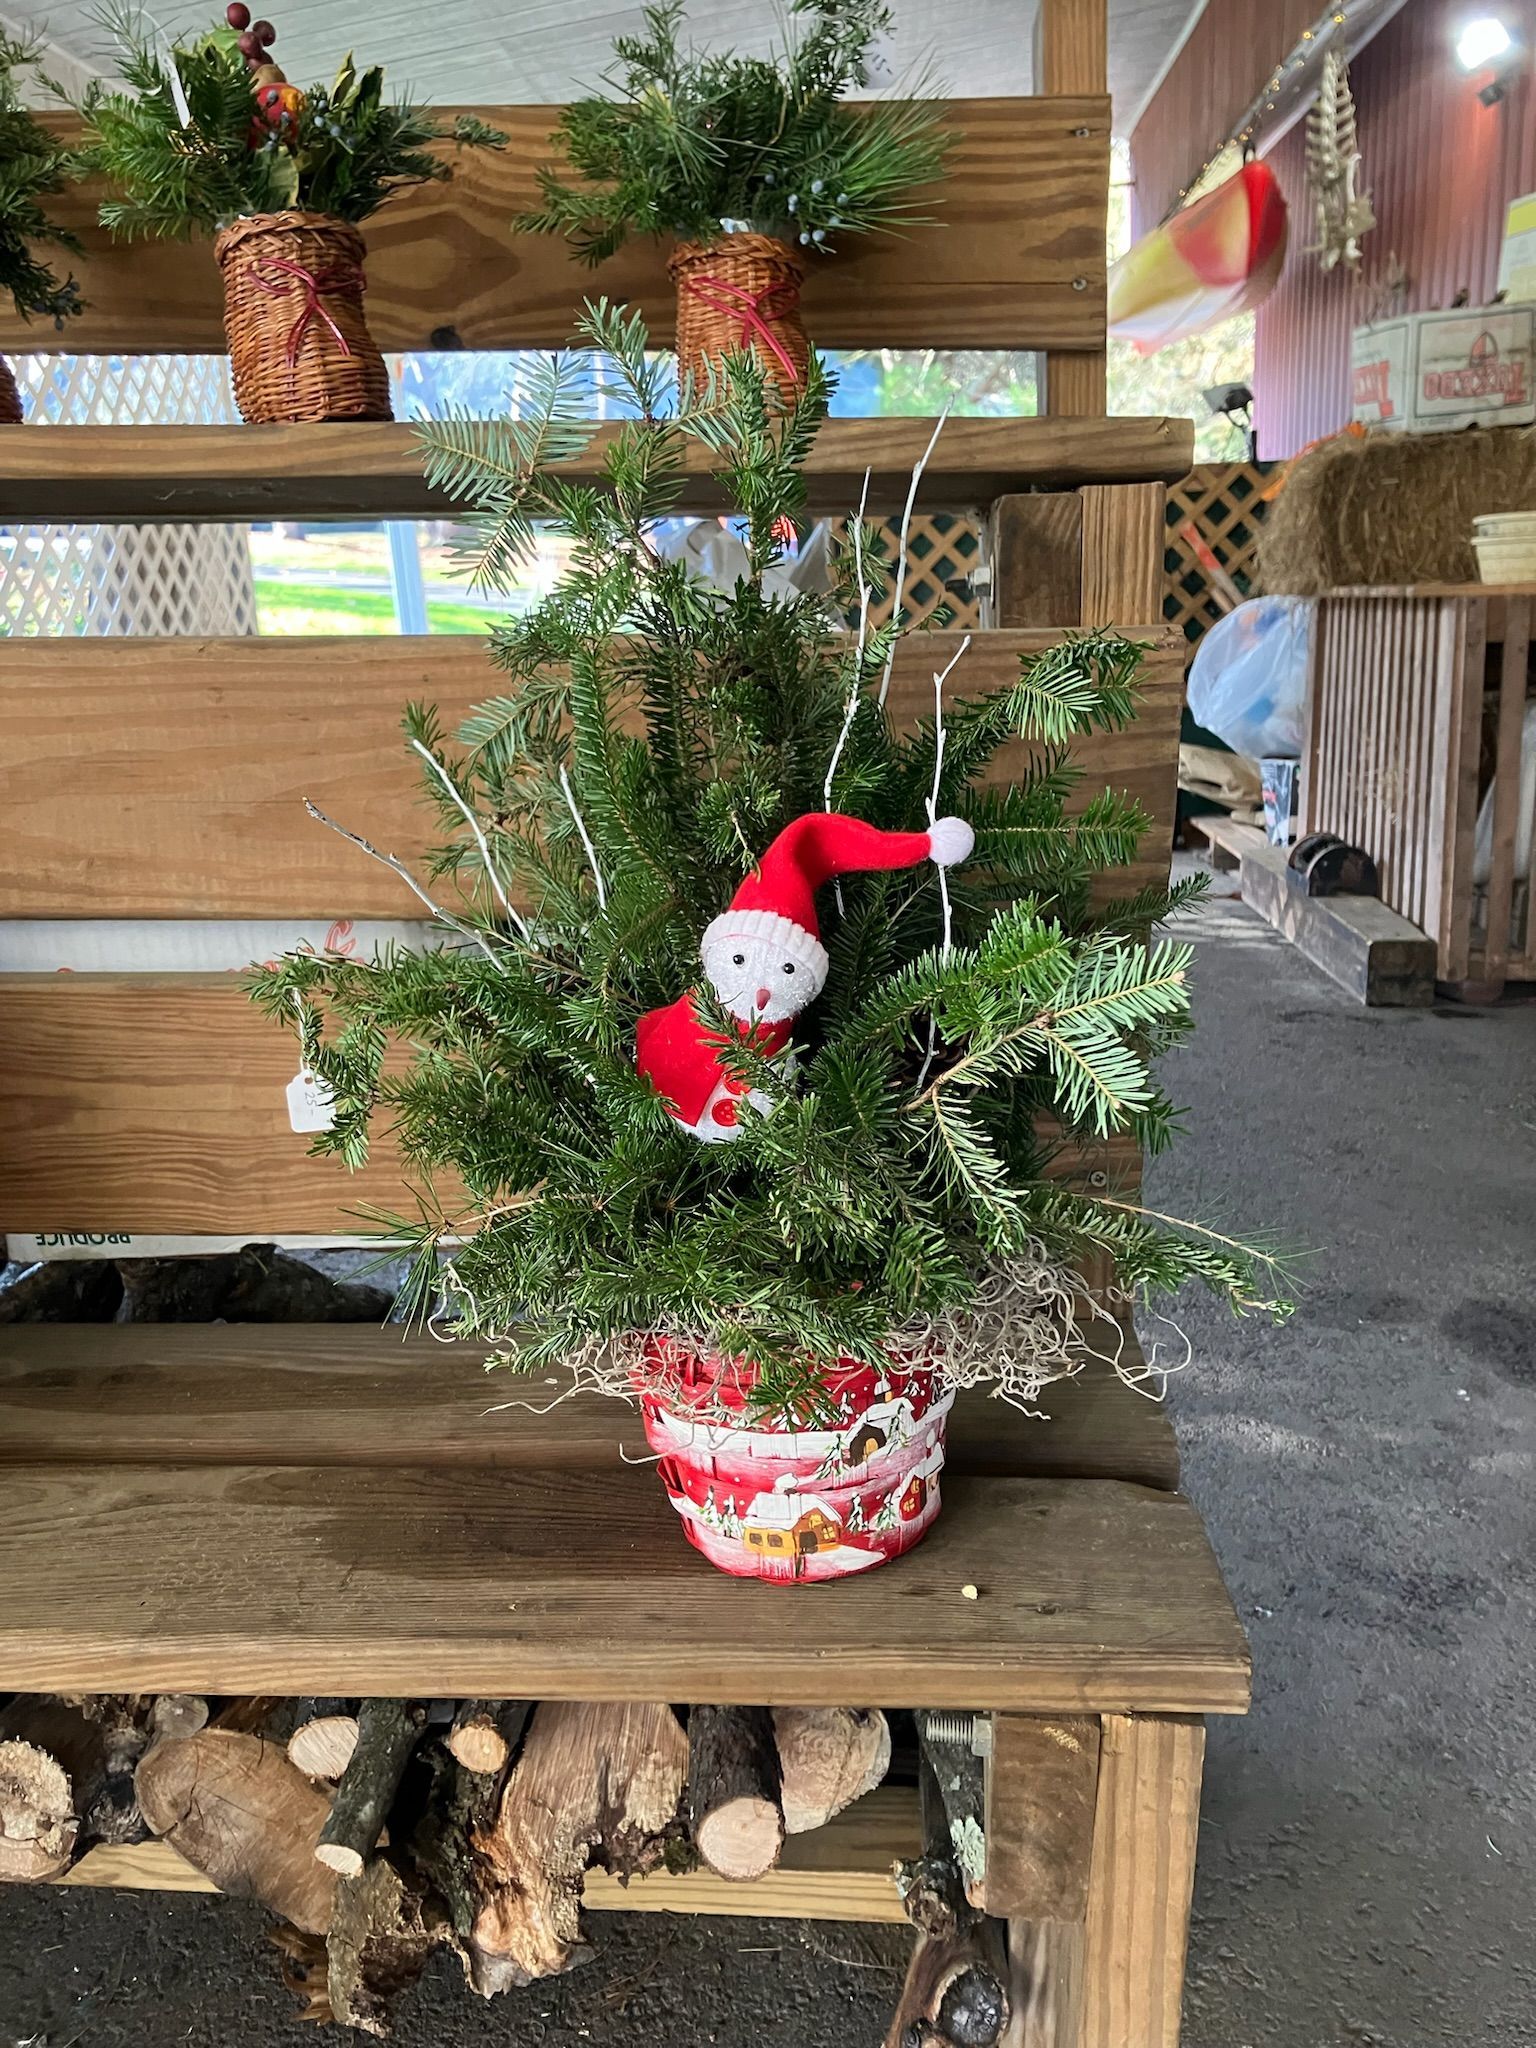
[896,1746,978,1941]
[469,1701,688,1991]
[326,1856,438,2038]
[410,1743,502,1950]
[444,1700,530,1777]
[136,1729,338,1933]
[688,1705,783,1881]
[773,1707,891,1834]
[886,1920,1011,2048]
[315,1699,424,1878]
[0,1739,77,1881]
[919,1713,988,1909]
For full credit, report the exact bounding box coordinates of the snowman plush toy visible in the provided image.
[636,809,975,1143]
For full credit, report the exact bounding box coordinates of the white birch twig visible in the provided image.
[559,765,609,911]
[876,409,950,712]
[303,799,507,972]
[410,738,531,941]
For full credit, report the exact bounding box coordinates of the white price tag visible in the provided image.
[286,1067,336,1133]
[862,32,898,87]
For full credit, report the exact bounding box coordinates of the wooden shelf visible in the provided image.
[0,416,1196,523]
[62,1785,918,1923]
[0,1324,1247,1711]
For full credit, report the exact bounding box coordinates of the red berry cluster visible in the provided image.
[225,2,277,68]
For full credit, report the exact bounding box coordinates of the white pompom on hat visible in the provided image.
[701,809,976,982]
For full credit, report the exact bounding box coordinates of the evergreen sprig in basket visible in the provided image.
[520,0,947,397]
[250,306,1292,1585]
[71,9,504,424]
[0,31,84,424]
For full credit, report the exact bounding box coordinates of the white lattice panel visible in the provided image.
[1,352,257,637]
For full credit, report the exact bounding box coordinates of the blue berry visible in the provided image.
[810,177,824,193]
[812,228,826,243]
[786,193,798,212]
[836,192,850,204]
[798,230,811,244]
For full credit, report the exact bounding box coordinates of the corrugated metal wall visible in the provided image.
[1253,0,1536,455]
[1128,0,1322,233]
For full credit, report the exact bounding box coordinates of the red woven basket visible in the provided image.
[0,356,23,425]
[214,210,392,426]
[668,233,810,401]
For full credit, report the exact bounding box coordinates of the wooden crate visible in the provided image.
[1302,587,1536,998]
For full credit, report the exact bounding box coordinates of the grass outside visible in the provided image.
[252,580,505,636]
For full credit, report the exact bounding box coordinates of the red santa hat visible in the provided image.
[701,810,975,983]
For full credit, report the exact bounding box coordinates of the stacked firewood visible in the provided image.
[0,1693,1009,2044]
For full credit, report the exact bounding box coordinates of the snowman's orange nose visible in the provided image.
[755,986,772,1010]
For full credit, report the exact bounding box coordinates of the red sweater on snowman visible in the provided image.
[636,810,974,1140]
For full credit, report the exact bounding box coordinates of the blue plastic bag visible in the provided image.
[1188,597,1311,760]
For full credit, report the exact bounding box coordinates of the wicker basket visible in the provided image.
[0,356,23,425]
[669,234,810,400]
[214,211,392,426]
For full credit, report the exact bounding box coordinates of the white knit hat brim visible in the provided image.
[701,907,830,985]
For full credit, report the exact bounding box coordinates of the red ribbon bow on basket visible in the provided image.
[248,255,364,366]
[681,272,803,389]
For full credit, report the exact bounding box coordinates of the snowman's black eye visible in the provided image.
[782,962,796,975]
[732,953,745,966]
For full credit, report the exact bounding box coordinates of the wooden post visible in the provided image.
[1079,485,1167,627]
[1079,1715,1205,2048]
[1004,1919,1085,2048]
[987,495,1085,629]
[1037,0,1108,418]
[1478,596,1529,989]
[984,1716,1100,1922]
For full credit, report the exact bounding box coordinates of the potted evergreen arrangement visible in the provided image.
[250,308,1288,1583]
[518,0,946,397]
[0,32,83,423]
[69,9,504,424]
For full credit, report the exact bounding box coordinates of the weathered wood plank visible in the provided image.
[1,100,1108,356]
[0,417,1197,524]
[0,1465,1250,1709]
[64,1784,919,1922]
[0,630,1185,919]
[1079,1715,1205,2048]
[0,972,1142,1234]
[0,1324,1181,1490]
[1079,485,1167,628]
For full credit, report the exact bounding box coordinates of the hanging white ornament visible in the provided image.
[1305,50,1375,273]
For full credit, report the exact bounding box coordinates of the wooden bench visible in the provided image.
[0,13,1245,2038]
[1,1324,1245,2035]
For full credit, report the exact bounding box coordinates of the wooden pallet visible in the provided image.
[1303,586,1536,998]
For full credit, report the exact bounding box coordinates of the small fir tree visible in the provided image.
[68,8,503,239]
[517,0,946,261]
[250,304,1289,1417]
[0,32,82,327]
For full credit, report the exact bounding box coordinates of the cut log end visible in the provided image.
[0,1739,78,1882]
[288,1716,361,1783]
[693,1795,784,1883]
[443,1701,530,1778]
[314,1840,367,1879]
[688,1705,784,1884]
